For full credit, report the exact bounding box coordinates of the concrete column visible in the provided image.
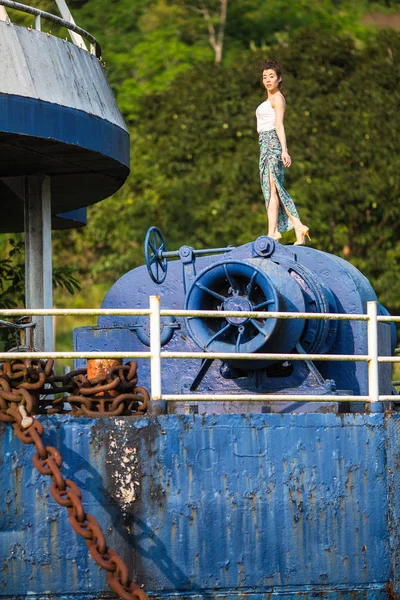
[24,175,53,351]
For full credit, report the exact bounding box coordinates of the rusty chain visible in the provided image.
[0,357,149,417]
[0,357,150,600]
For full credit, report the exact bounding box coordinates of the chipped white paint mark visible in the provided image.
[108,428,140,512]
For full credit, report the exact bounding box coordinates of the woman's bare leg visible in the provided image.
[268,168,309,242]
[285,208,303,229]
[279,203,307,232]
[282,207,310,243]
[267,170,280,237]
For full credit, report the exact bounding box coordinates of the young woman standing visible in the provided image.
[256,60,310,245]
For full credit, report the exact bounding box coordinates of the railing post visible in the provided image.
[367,301,379,403]
[150,295,162,401]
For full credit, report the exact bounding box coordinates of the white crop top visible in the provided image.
[256,99,276,133]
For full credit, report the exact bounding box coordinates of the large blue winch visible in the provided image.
[75,229,396,411]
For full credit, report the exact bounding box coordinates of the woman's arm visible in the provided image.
[273,96,291,167]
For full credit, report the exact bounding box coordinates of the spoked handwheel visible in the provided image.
[144,226,168,284]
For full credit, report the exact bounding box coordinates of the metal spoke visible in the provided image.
[253,299,275,310]
[235,329,244,352]
[224,264,237,291]
[190,358,214,391]
[195,282,226,302]
[155,260,159,281]
[149,254,157,266]
[205,322,232,348]
[148,240,156,254]
[250,318,266,335]
[246,271,258,299]
[160,259,167,272]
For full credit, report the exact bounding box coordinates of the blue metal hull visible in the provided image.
[1,413,399,599]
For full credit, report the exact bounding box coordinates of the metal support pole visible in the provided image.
[367,301,379,403]
[150,295,162,401]
[24,175,53,352]
[54,0,87,49]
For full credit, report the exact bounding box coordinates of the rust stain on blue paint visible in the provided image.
[0,413,398,599]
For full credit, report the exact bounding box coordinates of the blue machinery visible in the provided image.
[76,227,396,411]
[1,5,400,599]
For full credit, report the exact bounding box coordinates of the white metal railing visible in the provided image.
[0,0,101,56]
[0,298,398,405]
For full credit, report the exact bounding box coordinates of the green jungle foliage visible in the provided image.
[0,239,80,349]
[73,0,400,119]
[0,239,80,309]
[53,23,400,315]
[4,0,400,315]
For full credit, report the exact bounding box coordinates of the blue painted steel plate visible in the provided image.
[0,413,397,599]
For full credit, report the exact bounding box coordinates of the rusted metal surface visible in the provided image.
[123,413,390,595]
[387,417,400,600]
[0,358,148,417]
[87,358,122,383]
[2,412,398,598]
[0,357,150,600]
[9,417,147,600]
[87,357,123,401]
[68,361,148,417]
[0,414,132,599]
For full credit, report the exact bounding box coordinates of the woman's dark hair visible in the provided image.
[261,60,283,89]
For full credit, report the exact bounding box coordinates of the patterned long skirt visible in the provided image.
[259,129,299,233]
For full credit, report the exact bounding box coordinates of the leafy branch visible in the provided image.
[0,238,81,308]
[0,239,82,349]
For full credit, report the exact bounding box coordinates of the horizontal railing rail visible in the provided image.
[0,307,397,321]
[0,0,101,57]
[0,298,398,406]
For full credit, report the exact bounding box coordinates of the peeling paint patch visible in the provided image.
[107,421,141,512]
